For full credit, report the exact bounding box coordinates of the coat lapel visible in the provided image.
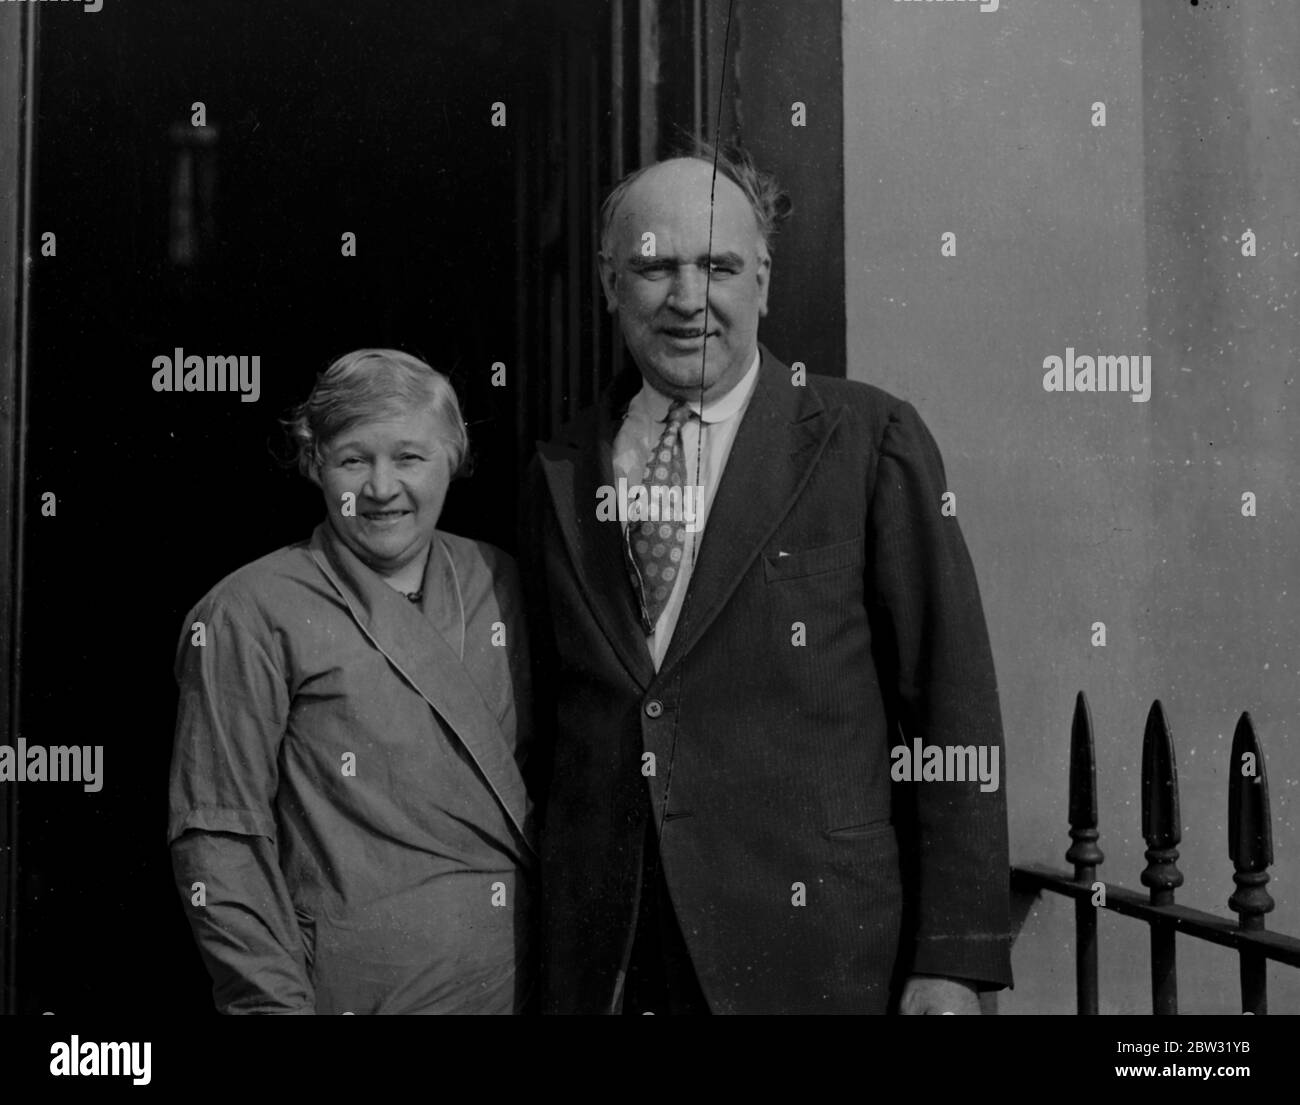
[535,368,657,690]
[307,524,536,860]
[657,345,843,677]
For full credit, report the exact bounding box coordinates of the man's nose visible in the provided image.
[364,461,399,501]
[666,265,707,314]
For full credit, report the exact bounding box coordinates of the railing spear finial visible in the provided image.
[1140,699,1184,904]
[1228,711,1274,925]
[1140,699,1182,1014]
[1066,690,1104,880]
[1066,690,1104,1015]
[1228,710,1274,1016]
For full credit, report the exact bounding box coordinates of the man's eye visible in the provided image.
[340,458,364,468]
[709,262,738,274]
[399,454,425,462]
[636,264,671,277]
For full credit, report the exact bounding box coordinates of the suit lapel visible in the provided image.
[536,369,657,690]
[307,524,536,860]
[658,346,843,677]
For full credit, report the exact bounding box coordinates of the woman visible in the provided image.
[167,349,535,1014]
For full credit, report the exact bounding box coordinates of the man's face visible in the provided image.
[312,407,452,579]
[599,159,771,403]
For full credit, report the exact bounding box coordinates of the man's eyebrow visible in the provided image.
[625,250,746,267]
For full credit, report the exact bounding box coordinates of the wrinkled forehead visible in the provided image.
[609,160,762,256]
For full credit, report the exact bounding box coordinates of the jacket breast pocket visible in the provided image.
[764,536,865,582]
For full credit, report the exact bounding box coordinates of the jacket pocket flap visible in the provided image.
[764,536,865,581]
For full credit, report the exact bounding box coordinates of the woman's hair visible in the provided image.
[283,348,470,479]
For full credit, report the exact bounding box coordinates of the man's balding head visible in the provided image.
[599,146,787,258]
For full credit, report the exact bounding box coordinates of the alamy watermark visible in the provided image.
[1042,348,1152,403]
[5,0,103,13]
[891,738,1000,793]
[152,349,261,403]
[894,0,1000,13]
[0,740,103,792]
[49,1037,150,1085]
[596,478,706,533]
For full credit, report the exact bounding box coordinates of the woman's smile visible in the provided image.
[361,508,413,529]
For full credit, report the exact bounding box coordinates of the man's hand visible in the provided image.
[898,975,981,1015]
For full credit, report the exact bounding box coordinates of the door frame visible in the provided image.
[0,1,39,1016]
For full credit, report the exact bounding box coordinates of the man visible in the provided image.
[520,146,1011,1014]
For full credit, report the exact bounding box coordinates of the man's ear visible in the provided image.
[306,458,322,488]
[596,251,620,315]
[756,247,772,318]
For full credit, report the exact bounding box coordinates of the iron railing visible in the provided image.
[1011,691,1300,1014]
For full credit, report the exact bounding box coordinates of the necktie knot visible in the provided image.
[664,398,692,427]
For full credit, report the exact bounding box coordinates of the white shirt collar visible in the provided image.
[631,348,762,426]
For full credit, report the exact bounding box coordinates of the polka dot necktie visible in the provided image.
[624,398,694,635]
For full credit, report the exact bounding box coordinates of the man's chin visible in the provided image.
[646,355,721,397]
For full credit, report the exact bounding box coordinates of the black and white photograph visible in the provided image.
[0,0,1297,1084]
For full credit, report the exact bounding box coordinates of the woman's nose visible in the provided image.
[364,461,398,500]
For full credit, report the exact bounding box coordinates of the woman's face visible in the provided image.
[314,406,454,579]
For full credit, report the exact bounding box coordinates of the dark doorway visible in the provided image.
[7,0,621,1015]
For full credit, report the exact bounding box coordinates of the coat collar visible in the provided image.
[535,344,842,688]
[307,523,536,860]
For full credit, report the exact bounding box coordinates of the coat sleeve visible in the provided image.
[867,400,1013,990]
[167,593,316,1014]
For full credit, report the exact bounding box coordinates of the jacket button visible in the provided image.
[644,699,663,718]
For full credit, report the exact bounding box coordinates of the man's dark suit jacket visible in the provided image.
[519,344,1012,1014]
